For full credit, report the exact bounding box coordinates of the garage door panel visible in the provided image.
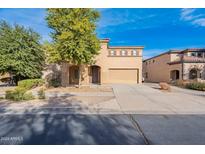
[109,69,138,83]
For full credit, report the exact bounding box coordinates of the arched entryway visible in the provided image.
[189,69,198,79]
[170,70,180,81]
[90,65,101,84]
[69,65,79,84]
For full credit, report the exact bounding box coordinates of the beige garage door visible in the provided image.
[109,68,139,83]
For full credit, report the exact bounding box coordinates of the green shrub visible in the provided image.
[18,79,45,90]
[23,92,35,100]
[5,78,43,101]
[5,87,27,101]
[186,82,205,91]
[49,78,61,87]
[38,88,46,99]
[0,96,4,100]
[5,87,34,101]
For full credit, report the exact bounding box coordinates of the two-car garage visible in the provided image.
[108,68,139,83]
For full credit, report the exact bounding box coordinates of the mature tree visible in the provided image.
[42,41,60,64]
[46,8,100,85]
[0,21,45,84]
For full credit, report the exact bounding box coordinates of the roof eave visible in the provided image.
[108,46,144,49]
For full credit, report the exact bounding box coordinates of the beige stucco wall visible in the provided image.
[59,40,143,86]
[169,63,182,80]
[143,51,205,83]
[94,42,143,84]
[170,53,181,61]
[143,54,172,83]
[143,53,185,83]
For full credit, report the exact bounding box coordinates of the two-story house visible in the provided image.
[143,48,205,83]
[59,39,144,86]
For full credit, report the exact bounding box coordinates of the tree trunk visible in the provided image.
[14,78,18,86]
[8,72,16,86]
[78,64,82,88]
[61,62,69,87]
[14,75,21,86]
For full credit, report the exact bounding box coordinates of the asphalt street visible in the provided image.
[1,114,205,145]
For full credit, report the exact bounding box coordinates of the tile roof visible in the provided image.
[181,48,205,52]
[143,48,205,62]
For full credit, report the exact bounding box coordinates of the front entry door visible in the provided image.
[92,66,100,84]
[69,66,79,84]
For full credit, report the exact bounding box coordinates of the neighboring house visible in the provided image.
[0,73,10,83]
[143,49,205,83]
[58,39,144,86]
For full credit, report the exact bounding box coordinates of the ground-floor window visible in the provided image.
[189,69,198,79]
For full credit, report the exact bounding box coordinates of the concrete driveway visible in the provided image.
[112,83,205,114]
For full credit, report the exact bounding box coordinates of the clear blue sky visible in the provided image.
[0,8,205,59]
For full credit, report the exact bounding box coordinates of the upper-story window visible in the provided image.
[197,52,203,58]
[191,52,196,57]
[121,50,127,56]
[109,50,116,56]
[132,50,137,56]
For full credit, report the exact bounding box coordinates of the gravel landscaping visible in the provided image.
[46,85,113,93]
[0,85,119,114]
